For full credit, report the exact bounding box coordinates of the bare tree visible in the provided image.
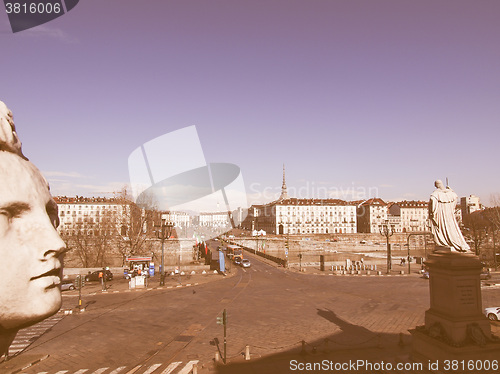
[65,227,94,268]
[485,194,500,228]
[63,205,121,267]
[482,195,500,266]
[114,187,160,265]
[462,210,490,255]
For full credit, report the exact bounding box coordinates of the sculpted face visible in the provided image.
[0,152,66,330]
[0,102,22,155]
[434,180,445,189]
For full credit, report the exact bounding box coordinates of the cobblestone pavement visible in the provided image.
[1,252,499,374]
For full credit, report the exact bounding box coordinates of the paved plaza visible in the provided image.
[1,252,499,374]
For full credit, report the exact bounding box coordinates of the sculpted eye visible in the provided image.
[46,200,60,229]
[0,202,30,220]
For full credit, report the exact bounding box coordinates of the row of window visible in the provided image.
[60,210,115,216]
[278,206,355,210]
[285,227,356,234]
[58,204,121,210]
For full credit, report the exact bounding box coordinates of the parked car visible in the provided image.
[85,270,113,282]
[60,281,76,291]
[484,307,500,321]
[241,259,251,268]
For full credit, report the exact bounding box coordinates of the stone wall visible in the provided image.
[230,232,433,268]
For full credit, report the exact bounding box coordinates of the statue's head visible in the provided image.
[0,101,24,159]
[434,180,445,190]
[0,101,65,332]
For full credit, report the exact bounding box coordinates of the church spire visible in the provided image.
[279,164,289,201]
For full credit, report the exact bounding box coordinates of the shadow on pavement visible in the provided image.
[215,309,412,374]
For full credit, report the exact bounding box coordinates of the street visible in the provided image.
[3,248,500,374]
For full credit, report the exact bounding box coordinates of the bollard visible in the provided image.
[377,271,382,275]
[215,351,220,363]
[192,363,198,374]
[374,264,377,270]
[400,270,404,275]
[245,345,250,360]
[301,340,307,355]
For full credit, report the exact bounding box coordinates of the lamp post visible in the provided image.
[380,220,395,274]
[492,225,497,270]
[406,233,417,275]
[155,216,174,286]
[222,238,232,273]
[484,219,498,270]
[285,225,290,268]
[405,220,419,275]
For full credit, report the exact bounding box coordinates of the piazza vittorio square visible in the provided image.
[1,1,500,374]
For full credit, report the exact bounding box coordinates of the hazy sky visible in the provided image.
[1,0,499,206]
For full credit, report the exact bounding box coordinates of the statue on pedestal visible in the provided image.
[429,180,470,252]
[410,180,499,366]
[0,101,66,359]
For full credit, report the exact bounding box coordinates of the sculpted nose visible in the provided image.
[41,227,66,259]
[33,214,67,260]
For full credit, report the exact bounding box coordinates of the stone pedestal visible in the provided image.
[410,251,500,372]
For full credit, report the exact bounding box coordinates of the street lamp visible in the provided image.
[405,220,419,275]
[406,233,417,275]
[492,225,497,270]
[155,216,174,286]
[484,215,498,270]
[379,219,395,274]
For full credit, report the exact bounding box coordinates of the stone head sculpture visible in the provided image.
[434,179,445,190]
[0,101,65,356]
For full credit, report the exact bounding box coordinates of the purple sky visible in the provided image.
[1,0,499,206]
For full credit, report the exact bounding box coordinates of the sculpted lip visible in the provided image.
[31,268,61,281]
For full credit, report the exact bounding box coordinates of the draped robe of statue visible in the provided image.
[429,183,470,252]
